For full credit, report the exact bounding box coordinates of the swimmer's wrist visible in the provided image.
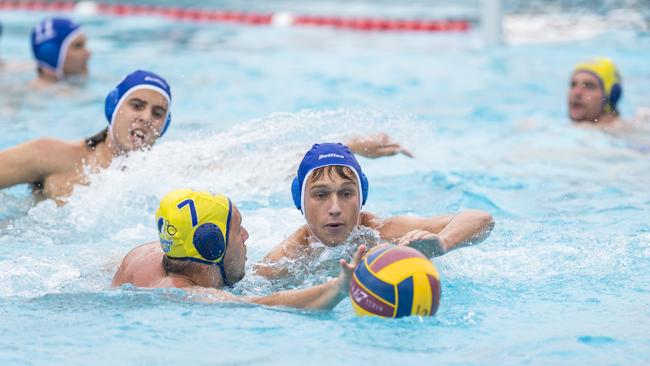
[437,234,451,254]
[332,278,348,298]
[345,138,361,153]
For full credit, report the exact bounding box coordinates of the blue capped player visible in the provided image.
[0,70,172,203]
[30,17,91,87]
[256,143,495,278]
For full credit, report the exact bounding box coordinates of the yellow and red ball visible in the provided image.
[350,245,441,318]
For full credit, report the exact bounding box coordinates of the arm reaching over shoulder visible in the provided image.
[250,245,366,309]
[346,133,413,159]
[368,210,495,258]
[193,246,367,310]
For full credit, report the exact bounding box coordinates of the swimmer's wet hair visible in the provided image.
[308,165,357,184]
[163,256,226,287]
[162,255,204,277]
[84,127,108,150]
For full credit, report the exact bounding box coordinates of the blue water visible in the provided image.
[1,3,650,365]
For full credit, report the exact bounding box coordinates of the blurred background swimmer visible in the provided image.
[0,70,171,204]
[112,189,366,310]
[30,17,90,88]
[256,143,494,280]
[569,57,650,150]
[568,57,622,127]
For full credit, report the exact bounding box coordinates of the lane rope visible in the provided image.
[0,0,472,32]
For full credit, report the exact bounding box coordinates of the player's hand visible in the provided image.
[348,133,414,159]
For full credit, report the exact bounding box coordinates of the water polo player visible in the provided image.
[31,17,91,86]
[112,188,367,310]
[256,142,495,278]
[0,70,171,203]
[568,57,622,126]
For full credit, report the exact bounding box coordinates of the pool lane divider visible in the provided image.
[0,0,472,33]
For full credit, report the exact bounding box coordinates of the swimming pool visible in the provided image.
[1,1,650,365]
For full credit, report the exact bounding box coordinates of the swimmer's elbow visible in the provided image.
[462,209,494,224]
[468,209,495,241]
[253,262,290,279]
[478,210,495,232]
[253,263,273,278]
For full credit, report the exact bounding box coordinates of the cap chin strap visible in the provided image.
[106,124,129,156]
[216,261,231,287]
[304,217,319,243]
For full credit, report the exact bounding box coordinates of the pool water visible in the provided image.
[1,2,650,365]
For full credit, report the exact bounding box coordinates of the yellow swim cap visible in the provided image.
[155,189,232,265]
[573,57,622,113]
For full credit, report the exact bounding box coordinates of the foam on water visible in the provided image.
[0,109,423,298]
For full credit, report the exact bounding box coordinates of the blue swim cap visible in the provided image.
[291,143,369,213]
[104,70,172,136]
[30,17,83,78]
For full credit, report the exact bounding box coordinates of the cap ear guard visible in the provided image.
[34,42,59,71]
[291,176,301,210]
[360,172,369,206]
[193,222,227,263]
[610,83,622,110]
[104,87,119,124]
[160,112,172,137]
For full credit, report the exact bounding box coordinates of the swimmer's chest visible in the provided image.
[35,148,102,200]
[37,169,88,200]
